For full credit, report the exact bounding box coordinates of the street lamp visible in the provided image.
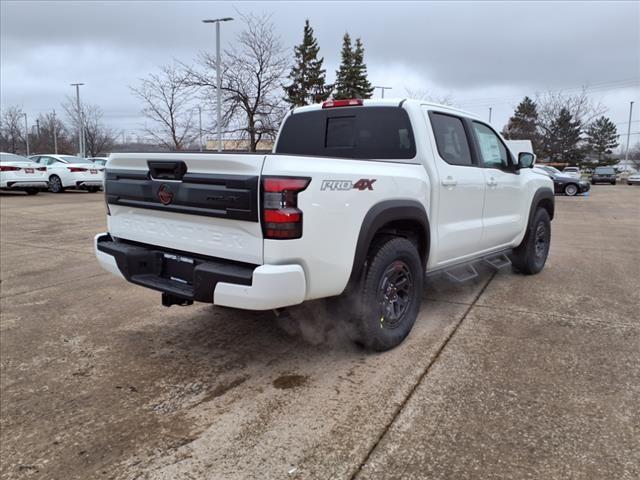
[202,17,233,152]
[373,86,392,99]
[70,83,85,157]
[23,113,29,156]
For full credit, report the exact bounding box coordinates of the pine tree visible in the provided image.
[333,34,374,100]
[502,96,542,154]
[544,107,583,164]
[284,20,331,107]
[333,33,353,100]
[585,116,619,164]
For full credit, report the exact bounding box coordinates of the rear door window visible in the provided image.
[276,106,416,160]
[429,112,473,166]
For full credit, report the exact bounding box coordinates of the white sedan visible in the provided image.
[0,152,49,194]
[29,154,104,193]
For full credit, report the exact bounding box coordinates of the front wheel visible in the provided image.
[564,183,578,196]
[511,208,551,275]
[354,237,423,351]
[87,186,100,193]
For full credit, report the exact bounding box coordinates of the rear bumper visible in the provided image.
[578,182,591,193]
[2,180,48,189]
[94,233,305,310]
[76,180,103,188]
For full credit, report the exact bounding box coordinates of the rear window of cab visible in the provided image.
[275,106,416,160]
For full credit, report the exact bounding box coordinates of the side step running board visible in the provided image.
[428,249,513,284]
[483,253,511,270]
[443,264,479,283]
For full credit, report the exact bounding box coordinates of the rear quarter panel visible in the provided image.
[262,155,430,300]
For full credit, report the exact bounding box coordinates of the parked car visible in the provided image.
[29,154,104,193]
[627,173,640,185]
[562,166,581,179]
[534,165,590,196]
[95,98,554,351]
[89,157,109,166]
[591,166,617,185]
[0,152,48,194]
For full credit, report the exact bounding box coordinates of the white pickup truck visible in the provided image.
[95,98,554,350]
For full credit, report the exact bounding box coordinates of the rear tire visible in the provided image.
[564,183,578,196]
[87,186,100,193]
[611,181,616,185]
[24,188,39,195]
[351,237,423,351]
[511,208,551,275]
[48,175,64,193]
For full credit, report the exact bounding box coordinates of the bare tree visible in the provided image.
[536,88,607,135]
[130,64,197,150]
[31,112,74,154]
[0,106,26,154]
[405,88,454,106]
[183,13,289,152]
[62,99,117,157]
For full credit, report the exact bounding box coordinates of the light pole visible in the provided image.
[373,86,392,99]
[70,83,85,157]
[202,17,233,152]
[489,107,493,123]
[52,109,58,154]
[198,106,203,152]
[23,113,29,156]
[624,101,634,164]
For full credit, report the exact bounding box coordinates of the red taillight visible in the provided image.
[262,176,310,240]
[68,167,87,172]
[322,99,363,109]
[36,167,46,171]
[0,166,21,172]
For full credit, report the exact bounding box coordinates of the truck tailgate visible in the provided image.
[105,153,266,265]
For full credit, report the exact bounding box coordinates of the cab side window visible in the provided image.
[472,122,510,169]
[429,112,473,166]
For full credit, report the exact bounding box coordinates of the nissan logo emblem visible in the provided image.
[157,184,174,205]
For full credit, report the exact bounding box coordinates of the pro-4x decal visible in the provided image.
[321,179,377,191]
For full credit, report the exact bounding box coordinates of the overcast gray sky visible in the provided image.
[1,0,639,147]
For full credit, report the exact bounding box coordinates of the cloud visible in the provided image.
[1,1,638,136]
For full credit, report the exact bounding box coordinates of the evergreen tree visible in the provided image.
[284,20,331,107]
[544,107,583,164]
[333,34,374,100]
[585,116,619,164]
[502,96,542,154]
[350,38,374,99]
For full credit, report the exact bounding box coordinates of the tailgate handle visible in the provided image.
[148,161,187,181]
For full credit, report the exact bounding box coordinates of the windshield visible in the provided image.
[595,167,615,174]
[59,155,95,164]
[0,152,29,163]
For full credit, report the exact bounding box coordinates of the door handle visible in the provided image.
[441,176,457,188]
[487,177,498,187]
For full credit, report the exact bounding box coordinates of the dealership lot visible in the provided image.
[0,187,638,480]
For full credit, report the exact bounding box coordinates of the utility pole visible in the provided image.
[202,17,233,152]
[23,113,29,156]
[489,107,493,123]
[70,83,85,157]
[52,109,58,154]
[624,101,634,164]
[198,106,203,152]
[373,86,392,99]
[36,119,40,138]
